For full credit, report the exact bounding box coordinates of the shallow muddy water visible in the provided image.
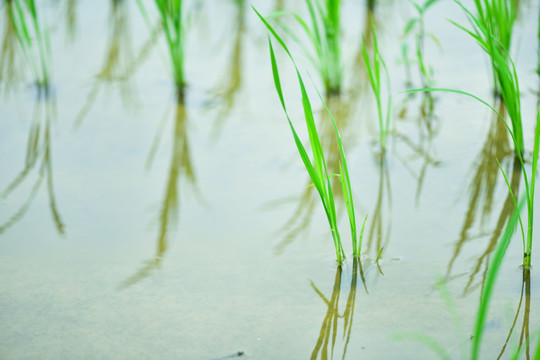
[1,0,540,359]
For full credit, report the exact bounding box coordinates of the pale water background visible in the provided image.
[1,0,539,359]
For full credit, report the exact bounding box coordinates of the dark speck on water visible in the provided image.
[212,351,245,360]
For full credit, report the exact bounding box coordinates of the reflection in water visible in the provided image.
[395,91,440,205]
[349,7,383,148]
[75,0,136,127]
[211,0,246,139]
[1,1,63,235]
[310,258,367,359]
[120,88,198,288]
[64,0,78,43]
[498,269,532,359]
[364,156,391,263]
[0,86,64,235]
[75,0,159,127]
[446,101,518,295]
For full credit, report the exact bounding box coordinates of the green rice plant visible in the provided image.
[453,0,524,156]
[361,23,391,153]
[395,197,525,360]
[0,1,24,93]
[137,0,186,92]
[254,7,364,262]
[402,0,441,89]
[467,0,517,90]
[471,196,525,360]
[8,0,51,88]
[268,0,343,96]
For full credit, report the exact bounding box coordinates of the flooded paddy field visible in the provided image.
[1,0,539,359]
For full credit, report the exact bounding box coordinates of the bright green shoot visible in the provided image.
[268,0,342,96]
[362,24,391,153]
[254,7,364,262]
[395,198,526,360]
[453,0,524,156]
[138,0,186,92]
[403,0,441,88]
[472,196,525,360]
[9,0,52,88]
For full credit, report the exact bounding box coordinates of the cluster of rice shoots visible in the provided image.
[8,0,52,88]
[254,8,366,263]
[454,0,524,156]
[137,0,186,93]
[402,0,441,89]
[362,24,392,153]
[268,0,343,96]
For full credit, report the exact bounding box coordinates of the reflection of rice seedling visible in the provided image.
[310,259,367,359]
[0,88,64,235]
[446,102,517,295]
[255,8,365,262]
[395,199,526,360]
[0,0,63,235]
[454,0,524,156]
[410,87,538,268]
[362,24,391,153]
[120,92,199,288]
[268,0,343,96]
[211,0,246,138]
[76,0,157,128]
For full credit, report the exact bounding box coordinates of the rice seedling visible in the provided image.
[461,0,517,94]
[8,0,52,88]
[471,196,526,360]
[137,0,186,93]
[443,99,516,294]
[453,0,524,156]
[395,197,525,360]
[361,23,391,153]
[267,0,343,96]
[0,1,24,94]
[402,0,440,89]
[254,7,365,262]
